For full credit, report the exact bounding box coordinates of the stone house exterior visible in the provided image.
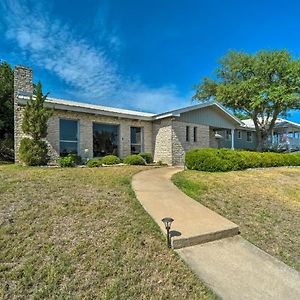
[14,66,300,165]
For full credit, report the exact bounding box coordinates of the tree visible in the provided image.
[19,81,52,165]
[193,50,300,151]
[0,61,14,160]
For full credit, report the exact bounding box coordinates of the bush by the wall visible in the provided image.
[86,158,102,168]
[185,148,300,172]
[101,155,120,165]
[139,152,153,164]
[19,138,49,166]
[58,155,76,167]
[69,153,82,165]
[124,154,146,165]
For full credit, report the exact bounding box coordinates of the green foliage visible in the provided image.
[139,152,153,164]
[0,61,14,160]
[193,50,300,150]
[22,81,52,141]
[69,153,82,165]
[185,148,300,172]
[86,158,102,168]
[0,61,14,138]
[19,138,49,166]
[58,154,82,167]
[58,155,75,167]
[124,154,146,165]
[20,81,52,165]
[101,155,120,165]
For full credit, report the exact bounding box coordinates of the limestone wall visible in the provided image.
[172,120,210,165]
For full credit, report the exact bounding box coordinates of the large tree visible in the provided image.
[193,50,300,151]
[0,61,14,160]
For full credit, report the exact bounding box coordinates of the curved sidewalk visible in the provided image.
[132,167,300,300]
[132,167,239,248]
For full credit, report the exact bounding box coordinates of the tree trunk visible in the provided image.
[256,130,264,152]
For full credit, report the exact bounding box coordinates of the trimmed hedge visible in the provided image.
[139,153,153,164]
[124,154,146,165]
[101,155,120,165]
[86,159,102,168]
[185,148,300,172]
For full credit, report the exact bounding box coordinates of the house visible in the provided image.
[14,66,300,165]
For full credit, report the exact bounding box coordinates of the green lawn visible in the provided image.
[172,167,300,271]
[0,165,215,299]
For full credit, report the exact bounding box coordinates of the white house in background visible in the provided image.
[241,118,300,152]
[14,66,300,165]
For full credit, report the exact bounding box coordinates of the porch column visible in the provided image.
[231,129,235,150]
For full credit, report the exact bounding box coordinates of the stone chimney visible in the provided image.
[14,66,33,162]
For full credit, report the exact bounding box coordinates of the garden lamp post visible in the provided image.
[161,217,174,248]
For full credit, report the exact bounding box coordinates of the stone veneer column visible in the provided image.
[14,66,33,163]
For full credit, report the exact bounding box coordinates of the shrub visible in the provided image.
[101,155,120,165]
[69,153,82,165]
[20,82,52,165]
[124,154,146,165]
[19,138,49,166]
[87,158,102,168]
[185,148,300,172]
[139,153,153,164]
[58,155,76,167]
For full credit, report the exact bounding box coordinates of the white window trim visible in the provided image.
[131,126,144,153]
[59,118,80,155]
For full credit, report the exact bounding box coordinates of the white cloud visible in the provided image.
[1,0,191,113]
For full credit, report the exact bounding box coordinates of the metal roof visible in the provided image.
[17,94,155,121]
[242,118,300,130]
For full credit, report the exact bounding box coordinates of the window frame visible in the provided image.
[237,130,242,140]
[93,122,120,157]
[246,131,253,142]
[130,126,144,154]
[186,126,190,142]
[225,130,231,141]
[59,118,80,156]
[193,127,197,142]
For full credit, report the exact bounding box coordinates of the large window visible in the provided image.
[131,127,144,154]
[60,119,79,156]
[93,123,119,157]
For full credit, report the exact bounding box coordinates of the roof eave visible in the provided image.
[17,97,154,121]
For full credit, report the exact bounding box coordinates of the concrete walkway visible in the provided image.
[132,167,300,300]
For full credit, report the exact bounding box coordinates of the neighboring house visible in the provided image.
[14,66,300,165]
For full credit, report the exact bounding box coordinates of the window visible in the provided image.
[226,130,231,140]
[246,131,252,142]
[93,123,119,157]
[186,126,190,142]
[237,130,242,139]
[131,127,144,154]
[59,119,79,156]
[193,127,197,142]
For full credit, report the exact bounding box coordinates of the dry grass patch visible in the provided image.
[172,167,300,271]
[0,165,215,299]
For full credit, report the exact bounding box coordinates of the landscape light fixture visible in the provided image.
[161,217,174,248]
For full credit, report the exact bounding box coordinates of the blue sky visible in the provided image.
[1,0,300,122]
